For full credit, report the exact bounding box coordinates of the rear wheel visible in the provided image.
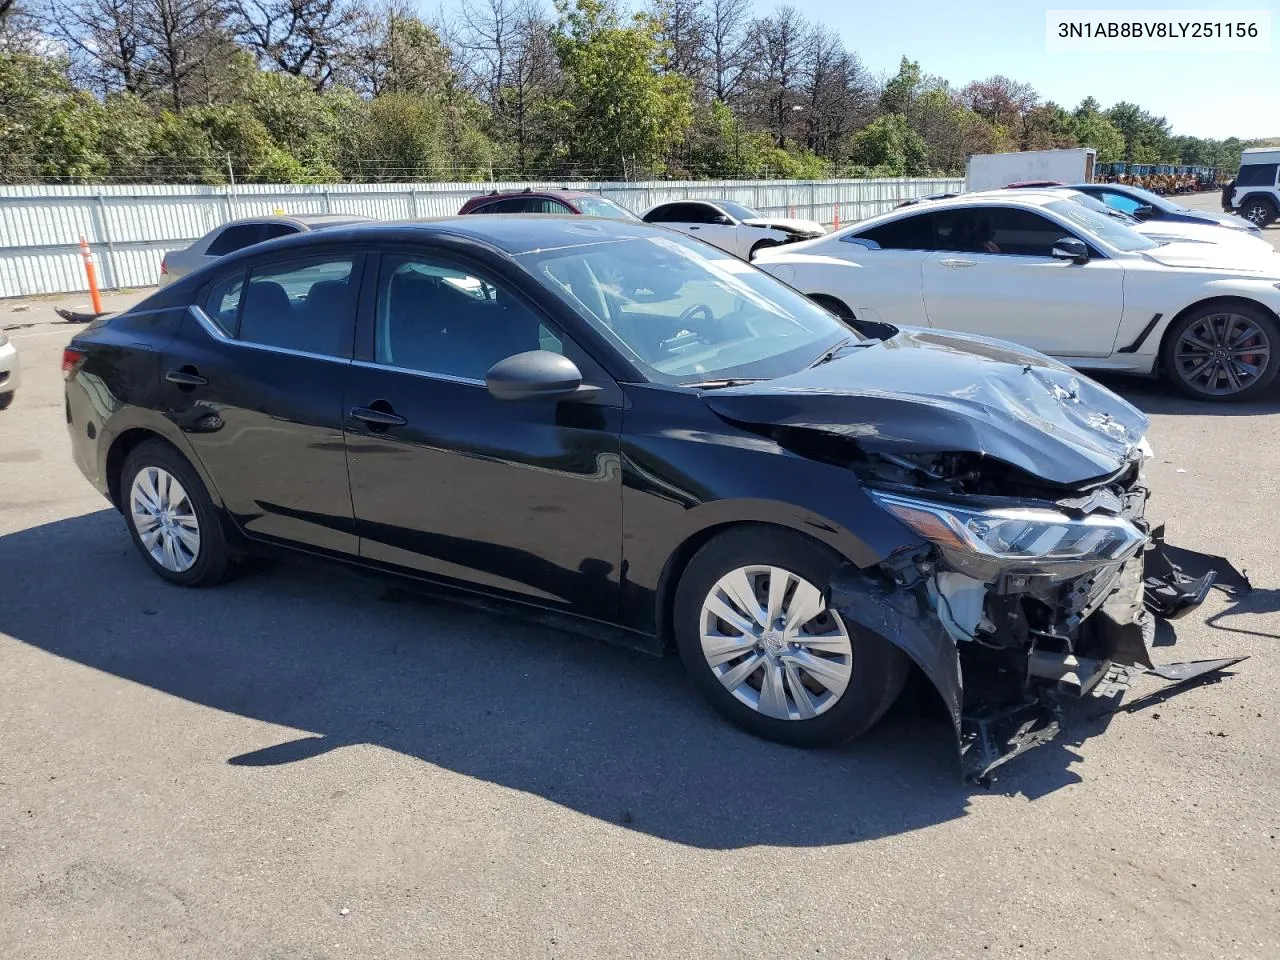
[1240,198,1277,228]
[1162,303,1280,401]
[0,392,12,411]
[673,527,908,747]
[121,440,231,586]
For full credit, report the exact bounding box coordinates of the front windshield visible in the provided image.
[1046,200,1159,252]
[575,196,639,220]
[1123,185,1189,213]
[1067,192,1138,223]
[517,233,852,385]
[716,200,761,221]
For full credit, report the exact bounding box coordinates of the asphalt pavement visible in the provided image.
[1,193,1278,959]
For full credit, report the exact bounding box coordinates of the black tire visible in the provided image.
[673,526,909,748]
[807,294,855,321]
[0,391,12,411]
[1240,197,1277,228]
[749,239,782,260]
[1161,302,1280,402]
[120,439,232,586]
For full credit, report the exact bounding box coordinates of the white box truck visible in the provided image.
[965,148,1097,192]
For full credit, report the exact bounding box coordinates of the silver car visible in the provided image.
[159,214,374,286]
[0,329,19,410]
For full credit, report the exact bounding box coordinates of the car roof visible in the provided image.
[848,191,1064,232]
[467,188,598,201]
[216,215,667,261]
[216,213,373,229]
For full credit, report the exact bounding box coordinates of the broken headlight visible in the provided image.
[870,490,1148,581]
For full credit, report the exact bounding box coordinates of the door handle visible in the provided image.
[689,226,701,231]
[938,258,976,268]
[350,403,407,429]
[165,367,208,387]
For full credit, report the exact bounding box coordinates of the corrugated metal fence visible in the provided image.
[0,177,963,298]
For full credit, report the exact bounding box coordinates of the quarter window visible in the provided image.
[238,258,356,357]
[202,272,244,335]
[374,255,552,381]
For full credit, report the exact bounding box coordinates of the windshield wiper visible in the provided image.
[682,377,767,389]
[806,336,871,369]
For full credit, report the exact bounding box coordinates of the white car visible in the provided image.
[159,214,373,286]
[0,329,19,410]
[641,199,825,260]
[998,188,1278,256]
[755,192,1280,401]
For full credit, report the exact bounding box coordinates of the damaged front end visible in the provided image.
[828,442,1236,783]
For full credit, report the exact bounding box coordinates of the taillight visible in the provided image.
[160,256,169,275]
[62,346,85,380]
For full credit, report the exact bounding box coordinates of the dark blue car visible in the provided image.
[1069,183,1262,237]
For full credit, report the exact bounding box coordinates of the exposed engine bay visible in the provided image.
[827,440,1240,782]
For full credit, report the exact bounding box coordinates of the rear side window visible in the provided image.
[261,223,300,241]
[1237,163,1279,188]
[237,258,357,358]
[857,214,935,250]
[207,224,265,256]
[474,197,528,214]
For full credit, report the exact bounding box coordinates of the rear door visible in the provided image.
[342,248,625,618]
[832,213,935,326]
[159,251,365,554]
[921,206,1125,357]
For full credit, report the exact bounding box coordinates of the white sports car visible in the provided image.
[755,192,1280,400]
[642,199,826,261]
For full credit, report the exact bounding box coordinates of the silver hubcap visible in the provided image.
[129,466,200,572]
[1174,313,1271,396]
[699,565,853,720]
[1245,205,1270,224]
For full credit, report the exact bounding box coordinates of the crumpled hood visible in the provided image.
[1141,241,1280,275]
[742,217,826,236]
[703,328,1150,487]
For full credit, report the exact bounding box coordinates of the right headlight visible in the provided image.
[870,490,1148,580]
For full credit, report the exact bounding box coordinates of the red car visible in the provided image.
[1002,180,1066,189]
[457,188,638,220]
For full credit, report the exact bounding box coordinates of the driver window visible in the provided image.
[934,208,1066,257]
[687,204,724,225]
[374,254,552,381]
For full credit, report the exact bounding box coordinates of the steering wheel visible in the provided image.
[679,303,715,325]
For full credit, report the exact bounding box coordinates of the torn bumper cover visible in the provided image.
[829,530,1244,784]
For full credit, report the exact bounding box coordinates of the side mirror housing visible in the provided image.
[713,215,734,225]
[1051,237,1089,265]
[1133,204,1155,220]
[486,350,586,401]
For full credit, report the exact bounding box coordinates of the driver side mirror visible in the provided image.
[1132,204,1155,220]
[486,350,591,402]
[1051,237,1089,265]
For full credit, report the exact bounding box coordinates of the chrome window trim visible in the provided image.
[350,358,485,388]
[188,305,352,365]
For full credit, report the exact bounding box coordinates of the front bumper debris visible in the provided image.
[829,529,1247,784]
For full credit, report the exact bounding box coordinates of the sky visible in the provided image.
[428,0,1278,141]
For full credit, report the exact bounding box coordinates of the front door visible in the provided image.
[160,253,365,553]
[921,207,1125,358]
[343,251,625,619]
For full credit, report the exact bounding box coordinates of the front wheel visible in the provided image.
[673,527,908,747]
[1162,303,1280,401]
[749,239,782,261]
[0,392,12,411]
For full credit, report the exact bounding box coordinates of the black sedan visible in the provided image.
[64,216,1214,779]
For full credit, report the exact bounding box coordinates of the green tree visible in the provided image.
[0,52,106,182]
[1072,100,1123,161]
[847,113,927,176]
[553,0,693,177]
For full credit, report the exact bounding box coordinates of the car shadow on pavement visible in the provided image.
[1,511,1105,850]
